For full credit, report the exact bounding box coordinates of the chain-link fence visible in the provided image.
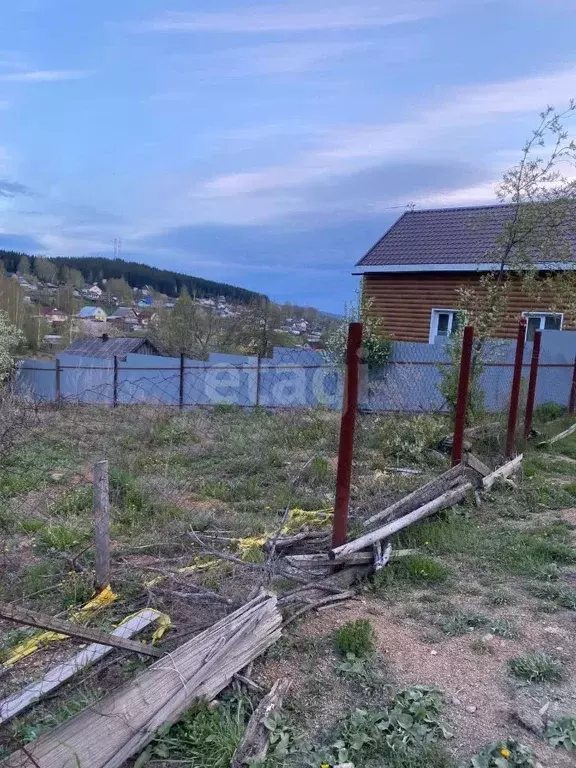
[2,326,576,760]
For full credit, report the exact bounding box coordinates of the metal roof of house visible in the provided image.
[355,203,576,271]
[109,306,137,318]
[78,306,106,318]
[62,336,159,358]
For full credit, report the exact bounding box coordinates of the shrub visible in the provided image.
[533,402,566,423]
[545,716,576,751]
[508,651,564,683]
[470,739,534,767]
[334,619,375,658]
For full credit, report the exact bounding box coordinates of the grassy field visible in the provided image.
[1,403,576,766]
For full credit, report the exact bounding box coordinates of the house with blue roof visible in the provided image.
[77,306,107,322]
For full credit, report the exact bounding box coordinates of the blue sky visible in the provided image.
[1,0,576,311]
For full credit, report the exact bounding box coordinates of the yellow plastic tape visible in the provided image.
[1,584,118,668]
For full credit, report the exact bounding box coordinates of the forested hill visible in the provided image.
[0,251,263,303]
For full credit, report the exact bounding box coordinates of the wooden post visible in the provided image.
[569,355,576,416]
[332,322,363,548]
[523,330,541,439]
[112,355,119,408]
[93,460,111,592]
[55,358,61,405]
[506,318,527,457]
[179,353,185,410]
[451,325,474,466]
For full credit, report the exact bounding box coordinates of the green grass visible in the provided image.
[489,618,520,639]
[508,651,564,683]
[527,582,576,609]
[436,611,488,637]
[372,555,451,591]
[334,619,376,658]
[139,698,248,768]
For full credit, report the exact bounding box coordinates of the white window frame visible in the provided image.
[521,311,564,340]
[429,308,462,344]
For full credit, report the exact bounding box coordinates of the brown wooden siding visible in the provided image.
[363,272,574,343]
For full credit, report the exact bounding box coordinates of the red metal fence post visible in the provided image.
[332,322,363,548]
[523,330,541,439]
[451,325,474,467]
[569,355,576,416]
[506,318,527,457]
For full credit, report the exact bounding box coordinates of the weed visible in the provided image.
[319,685,450,766]
[545,716,576,751]
[489,618,519,639]
[50,486,92,516]
[527,582,576,609]
[334,619,375,658]
[437,611,488,637]
[470,739,534,767]
[488,589,515,606]
[135,697,248,768]
[508,651,564,683]
[372,555,451,591]
[471,638,494,655]
[10,690,102,745]
[534,402,566,423]
[35,523,89,552]
[335,653,387,694]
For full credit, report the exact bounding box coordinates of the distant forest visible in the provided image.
[0,250,263,303]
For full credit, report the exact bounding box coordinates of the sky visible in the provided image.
[1,1,576,312]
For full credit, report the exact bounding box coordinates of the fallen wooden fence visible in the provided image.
[0,602,162,659]
[0,609,163,726]
[4,594,282,768]
[330,482,474,561]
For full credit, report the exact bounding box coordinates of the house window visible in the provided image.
[522,312,563,341]
[429,309,463,344]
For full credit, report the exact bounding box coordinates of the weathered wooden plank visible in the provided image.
[537,422,576,447]
[0,609,163,725]
[231,678,291,767]
[0,603,163,659]
[4,594,282,768]
[330,482,473,561]
[463,452,491,477]
[481,454,523,491]
[363,464,464,529]
[93,460,111,592]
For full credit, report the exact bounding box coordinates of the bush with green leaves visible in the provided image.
[311,685,450,766]
[508,651,564,683]
[545,716,576,751]
[0,310,25,381]
[334,619,375,658]
[470,739,534,767]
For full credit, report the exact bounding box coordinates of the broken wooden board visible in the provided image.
[363,463,465,529]
[331,482,473,561]
[0,603,162,659]
[4,594,282,768]
[463,452,491,477]
[536,421,576,447]
[482,454,523,492]
[0,609,163,726]
[231,679,292,768]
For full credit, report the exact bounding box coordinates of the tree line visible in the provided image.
[0,251,264,303]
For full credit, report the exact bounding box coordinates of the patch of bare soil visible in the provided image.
[292,597,575,767]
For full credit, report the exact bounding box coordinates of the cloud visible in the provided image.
[0,70,90,83]
[195,64,576,202]
[136,1,444,33]
[0,180,32,197]
[202,40,375,76]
